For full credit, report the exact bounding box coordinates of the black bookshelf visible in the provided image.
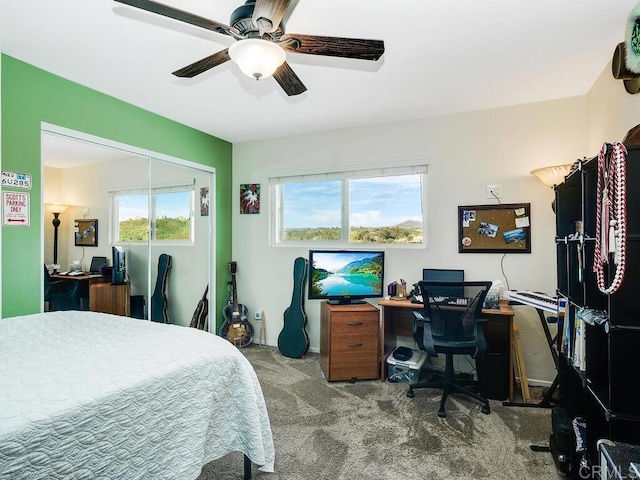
[555,145,640,469]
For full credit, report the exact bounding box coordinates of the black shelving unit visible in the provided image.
[555,144,640,471]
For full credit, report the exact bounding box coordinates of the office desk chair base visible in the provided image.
[406,359,491,418]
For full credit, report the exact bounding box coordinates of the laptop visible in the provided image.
[89,256,108,274]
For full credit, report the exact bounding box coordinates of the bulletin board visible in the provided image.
[458,203,531,253]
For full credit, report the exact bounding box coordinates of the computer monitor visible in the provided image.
[89,256,108,274]
[422,268,464,298]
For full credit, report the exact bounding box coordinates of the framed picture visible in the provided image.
[200,187,210,216]
[240,183,260,214]
[75,219,98,247]
[458,203,531,253]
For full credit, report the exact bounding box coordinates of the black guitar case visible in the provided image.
[150,253,172,323]
[278,257,310,358]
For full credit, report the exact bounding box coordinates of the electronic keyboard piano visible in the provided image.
[504,290,558,313]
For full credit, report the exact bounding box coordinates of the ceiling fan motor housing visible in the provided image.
[230,0,284,40]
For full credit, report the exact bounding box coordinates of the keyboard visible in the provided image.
[410,295,471,306]
[504,290,558,313]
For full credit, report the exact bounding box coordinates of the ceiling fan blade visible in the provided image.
[114,0,238,36]
[278,34,384,61]
[252,0,291,34]
[272,62,307,96]
[172,49,231,78]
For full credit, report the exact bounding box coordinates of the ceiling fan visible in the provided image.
[114,0,385,96]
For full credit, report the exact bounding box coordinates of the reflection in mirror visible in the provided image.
[75,219,98,247]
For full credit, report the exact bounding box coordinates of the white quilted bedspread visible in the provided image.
[0,311,274,479]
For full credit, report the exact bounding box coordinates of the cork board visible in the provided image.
[458,203,531,253]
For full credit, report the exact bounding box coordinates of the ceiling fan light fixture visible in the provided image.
[228,38,286,80]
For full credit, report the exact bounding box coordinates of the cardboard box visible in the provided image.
[386,348,427,383]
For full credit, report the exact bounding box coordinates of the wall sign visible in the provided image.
[2,171,32,190]
[3,191,30,227]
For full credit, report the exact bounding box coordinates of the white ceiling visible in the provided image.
[1,0,638,145]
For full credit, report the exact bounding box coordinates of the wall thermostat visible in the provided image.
[254,311,263,321]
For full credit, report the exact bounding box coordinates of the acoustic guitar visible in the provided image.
[150,253,172,323]
[278,257,310,358]
[219,262,254,348]
[189,285,209,330]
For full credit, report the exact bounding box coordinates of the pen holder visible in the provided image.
[396,284,407,298]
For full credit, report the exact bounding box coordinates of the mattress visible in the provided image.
[0,311,275,479]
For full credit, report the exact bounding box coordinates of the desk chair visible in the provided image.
[44,265,81,311]
[407,280,492,418]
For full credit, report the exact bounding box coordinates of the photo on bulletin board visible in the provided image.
[458,203,531,253]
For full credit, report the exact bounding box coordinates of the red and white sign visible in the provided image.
[3,191,30,227]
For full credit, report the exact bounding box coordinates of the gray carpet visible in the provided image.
[197,346,563,480]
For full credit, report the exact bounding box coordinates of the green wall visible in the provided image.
[1,54,232,323]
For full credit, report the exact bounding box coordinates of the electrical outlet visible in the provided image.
[486,184,503,199]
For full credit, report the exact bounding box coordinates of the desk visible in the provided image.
[377,299,516,402]
[50,274,111,310]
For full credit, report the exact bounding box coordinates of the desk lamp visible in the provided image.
[45,204,68,271]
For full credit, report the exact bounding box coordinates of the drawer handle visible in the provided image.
[346,322,364,326]
[347,343,363,348]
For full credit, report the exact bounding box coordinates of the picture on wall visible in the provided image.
[200,187,210,216]
[240,183,260,215]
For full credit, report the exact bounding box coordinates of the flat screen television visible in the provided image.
[308,250,385,304]
[112,246,126,285]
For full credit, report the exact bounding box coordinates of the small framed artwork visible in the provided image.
[200,187,210,216]
[240,183,260,214]
[75,219,98,247]
[458,203,531,253]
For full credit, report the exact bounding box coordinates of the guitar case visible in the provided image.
[278,257,310,358]
[150,253,172,323]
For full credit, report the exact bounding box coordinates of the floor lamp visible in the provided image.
[45,204,68,271]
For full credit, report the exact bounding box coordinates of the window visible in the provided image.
[271,164,426,246]
[111,181,194,243]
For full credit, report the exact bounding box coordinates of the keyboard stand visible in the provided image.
[502,305,560,409]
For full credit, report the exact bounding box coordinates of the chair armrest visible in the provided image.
[413,310,437,357]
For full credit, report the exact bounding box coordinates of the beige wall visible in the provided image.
[586,60,640,153]
[232,63,640,385]
[233,96,588,385]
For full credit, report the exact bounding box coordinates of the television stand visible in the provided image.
[327,298,366,305]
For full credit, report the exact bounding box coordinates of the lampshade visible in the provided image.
[45,204,69,215]
[530,164,573,188]
[228,39,286,80]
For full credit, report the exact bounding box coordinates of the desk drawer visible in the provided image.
[331,315,378,336]
[329,334,378,380]
[330,333,378,355]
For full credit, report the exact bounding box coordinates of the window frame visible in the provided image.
[269,161,428,248]
[110,180,196,246]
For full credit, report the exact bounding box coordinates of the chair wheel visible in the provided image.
[438,409,446,418]
[406,390,414,398]
[481,404,490,415]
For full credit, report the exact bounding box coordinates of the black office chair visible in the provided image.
[407,280,492,418]
[44,265,81,311]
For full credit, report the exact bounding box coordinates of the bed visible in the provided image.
[0,311,275,479]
